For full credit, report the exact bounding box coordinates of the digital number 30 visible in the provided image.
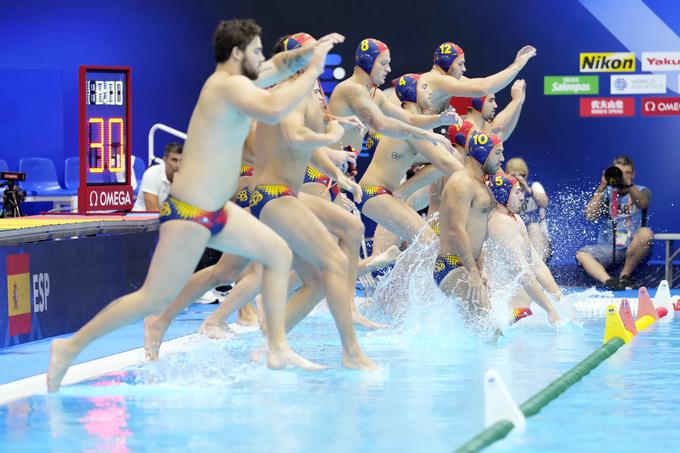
[88,117,124,173]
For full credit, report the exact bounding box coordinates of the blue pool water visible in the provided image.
[0,291,679,452]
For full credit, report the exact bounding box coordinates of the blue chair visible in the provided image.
[132,156,147,194]
[0,159,8,172]
[64,157,80,194]
[19,157,71,196]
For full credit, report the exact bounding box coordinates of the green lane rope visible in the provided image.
[455,337,626,452]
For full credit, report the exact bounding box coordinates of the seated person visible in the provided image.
[505,157,551,262]
[132,142,183,211]
[576,155,652,290]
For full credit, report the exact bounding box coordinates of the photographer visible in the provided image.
[576,156,652,290]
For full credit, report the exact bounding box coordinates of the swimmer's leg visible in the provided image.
[49,220,212,392]
[262,196,378,371]
[144,253,249,359]
[361,194,435,245]
[300,192,384,330]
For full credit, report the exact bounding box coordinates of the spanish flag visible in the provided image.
[7,254,31,336]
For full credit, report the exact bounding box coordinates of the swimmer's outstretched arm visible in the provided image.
[224,43,334,124]
[429,46,537,99]
[280,107,345,150]
[311,147,363,202]
[488,80,525,141]
[340,84,454,152]
[255,33,345,87]
[374,89,459,129]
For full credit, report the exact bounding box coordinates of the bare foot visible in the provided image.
[341,351,381,371]
[198,320,233,340]
[144,316,163,361]
[267,347,325,371]
[47,339,78,392]
[237,304,258,326]
[371,245,401,269]
[352,310,386,330]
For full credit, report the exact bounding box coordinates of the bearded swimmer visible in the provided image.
[47,19,345,391]
[484,174,561,326]
[433,131,504,331]
[147,32,379,369]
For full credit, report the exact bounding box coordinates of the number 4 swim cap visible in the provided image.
[356,38,389,76]
[395,74,420,104]
[433,42,465,74]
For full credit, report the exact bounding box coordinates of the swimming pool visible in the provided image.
[0,290,678,452]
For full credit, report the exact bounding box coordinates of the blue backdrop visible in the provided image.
[1,0,678,264]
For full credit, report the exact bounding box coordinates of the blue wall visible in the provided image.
[1,0,678,263]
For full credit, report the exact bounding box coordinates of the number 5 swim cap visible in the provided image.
[489,172,519,206]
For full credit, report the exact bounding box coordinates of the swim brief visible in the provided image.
[433,254,463,287]
[512,307,533,323]
[249,184,296,219]
[356,185,392,211]
[159,195,228,236]
[240,164,254,177]
[303,164,340,201]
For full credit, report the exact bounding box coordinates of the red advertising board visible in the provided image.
[579,97,635,117]
[641,97,680,116]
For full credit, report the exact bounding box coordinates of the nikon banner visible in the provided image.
[544,76,599,95]
[580,52,636,72]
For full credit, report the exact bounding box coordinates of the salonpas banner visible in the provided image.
[544,76,599,95]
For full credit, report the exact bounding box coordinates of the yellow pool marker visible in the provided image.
[603,304,633,344]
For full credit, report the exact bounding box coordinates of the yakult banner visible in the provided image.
[641,52,680,72]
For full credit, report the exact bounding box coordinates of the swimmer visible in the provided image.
[48,19,344,391]
[483,173,561,326]
[433,131,505,330]
[358,74,464,245]
[420,42,536,114]
[328,38,458,153]
[148,32,380,368]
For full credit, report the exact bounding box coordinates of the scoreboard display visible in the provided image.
[78,66,133,212]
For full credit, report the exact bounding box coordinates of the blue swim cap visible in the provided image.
[283,32,314,51]
[471,96,487,112]
[468,132,502,166]
[355,38,389,76]
[489,172,519,206]
[395,74,420,104]
[433,42,465,74]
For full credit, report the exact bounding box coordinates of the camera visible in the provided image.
[603,166,627,189]
[1,171,27,218]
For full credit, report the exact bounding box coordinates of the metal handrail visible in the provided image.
[147,123,187,165]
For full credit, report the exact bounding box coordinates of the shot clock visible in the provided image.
[78,66,133,212]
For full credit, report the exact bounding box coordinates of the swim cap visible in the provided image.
[489,172,519,206]
[355,38,389,76]
[471,96,487,112]
[448,120,474,147]
[433,42,465,74]
[468,131,502,166]
[449,96,473,114]
[283,32,315,51]
[395,74,420,104]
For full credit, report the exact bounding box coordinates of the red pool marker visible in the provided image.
[619,299,637,336]
[657,307,668,318]
[637,287,659,320]
[674,299,680,312]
